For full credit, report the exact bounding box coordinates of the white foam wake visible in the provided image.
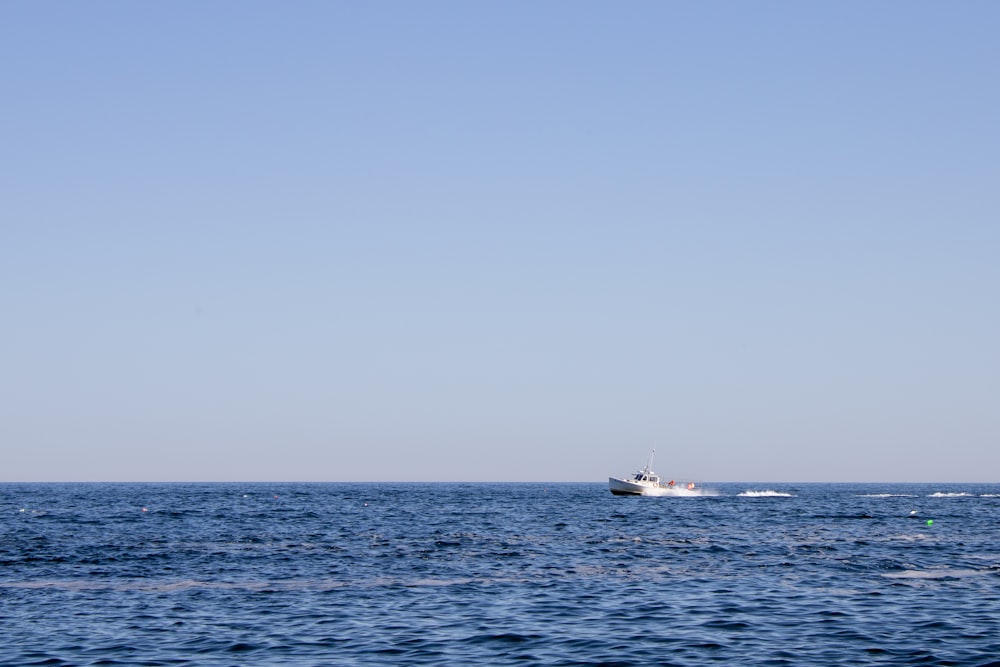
[738,490,794,497]
[642,486,718,497]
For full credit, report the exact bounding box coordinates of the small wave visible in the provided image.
[738,490,794,497]
[928,492,973,498]
[858,494,917,498]
[883,568,991,580]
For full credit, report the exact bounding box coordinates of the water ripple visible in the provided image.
[3,482,1000,665]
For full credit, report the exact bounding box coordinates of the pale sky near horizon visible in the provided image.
[3,2,998,483]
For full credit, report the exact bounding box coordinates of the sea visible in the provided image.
[2,482,999,666]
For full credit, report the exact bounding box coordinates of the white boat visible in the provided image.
[608,450,698,496]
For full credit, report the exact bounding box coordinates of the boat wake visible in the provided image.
[640,486,718,497]
[738,490,794,498]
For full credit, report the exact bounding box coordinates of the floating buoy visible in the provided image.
[926,519,933,526]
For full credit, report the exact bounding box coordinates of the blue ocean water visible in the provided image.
[2,482,999,666]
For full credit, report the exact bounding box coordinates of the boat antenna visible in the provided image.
[647,448,655,472]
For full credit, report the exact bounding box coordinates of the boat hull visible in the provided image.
[608,476,660,496]
[608,477,699,497]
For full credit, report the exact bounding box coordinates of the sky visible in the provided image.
[2,1,998,483]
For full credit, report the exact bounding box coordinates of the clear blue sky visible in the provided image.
[3,2,998,482]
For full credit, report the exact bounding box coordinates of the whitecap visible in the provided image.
[928,492,973,498]
[738,490,794,497]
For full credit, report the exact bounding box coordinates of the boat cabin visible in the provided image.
[631,470,660,485]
